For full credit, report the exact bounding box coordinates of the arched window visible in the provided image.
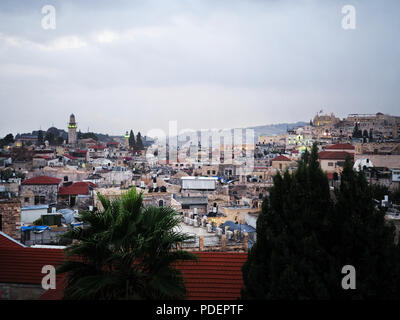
[159,200,164,207]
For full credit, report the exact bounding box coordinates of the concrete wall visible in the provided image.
[21,207,48,225]
[0,283,44,300]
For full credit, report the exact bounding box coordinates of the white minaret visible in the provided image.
[68,114,78,146]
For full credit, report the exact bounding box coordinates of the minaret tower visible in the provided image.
[125,131,130,149]
[68,114,78,146]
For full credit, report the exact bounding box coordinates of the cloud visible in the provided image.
[40,35,87,50]
[0,63,57,78]
[0,0,399,137]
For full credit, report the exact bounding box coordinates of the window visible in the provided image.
[212,170,216,175]
[24,197,30,203]
[328,162,334,167]
[0,214,2,231]
[64,176,68,182]
[159,200,164,207]
[279,163,282,170]
[207,170,210,175]
[35,196,46,205]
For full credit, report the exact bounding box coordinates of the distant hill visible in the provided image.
[247,121,308,137]
[172,121,308,145]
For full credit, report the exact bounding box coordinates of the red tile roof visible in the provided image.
[89,144,107,151]
[86,182,98,188]
[22,176,62,185]
[0,248,65,285]
[64,154,77,160]
[178,252,247,300]
[325,143,355,150]
[34,155,52,160]
[318,151,354,160]
[0,232,26,249]
[59,182,94,196]
[107,142,119,146]
[272,155,291,162]
[0,234,247,300]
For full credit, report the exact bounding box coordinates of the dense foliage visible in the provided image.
[58,188,196,300]
[242,144,400,299]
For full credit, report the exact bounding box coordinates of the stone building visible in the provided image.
[0,197,21,240]
[271,155,295,172]
[20,176,61,205]
[313,112,341,127]
[318,151,354,175]
[346,113,400,139]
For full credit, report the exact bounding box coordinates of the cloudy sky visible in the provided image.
[0,0,399,137]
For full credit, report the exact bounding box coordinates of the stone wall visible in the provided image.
[20,184,58,204]
[0,198,21,240]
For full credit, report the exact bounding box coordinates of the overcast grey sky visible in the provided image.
[0,0,399,137]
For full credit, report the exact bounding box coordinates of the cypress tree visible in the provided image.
[129,130,136,149]
[136,132,144,150]
[242,150,400,299]
[326,157,400,299]
[242,144,333,299]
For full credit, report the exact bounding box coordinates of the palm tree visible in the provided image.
[57,187,196,300]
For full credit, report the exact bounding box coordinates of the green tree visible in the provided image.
[44,131,55,145]
[37,130,44,146]
[0,133,14,148]
[242,144,333,299]
[326,157,400,299]
[370,184,390,202]
[0,168,14,181]
[369,128,374,141]
[57,187,196,300]
[129,130,136,149]
[352,123,362,138]
[136,132,144,150]
[242,150,400,299]
[391,187,400,205]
